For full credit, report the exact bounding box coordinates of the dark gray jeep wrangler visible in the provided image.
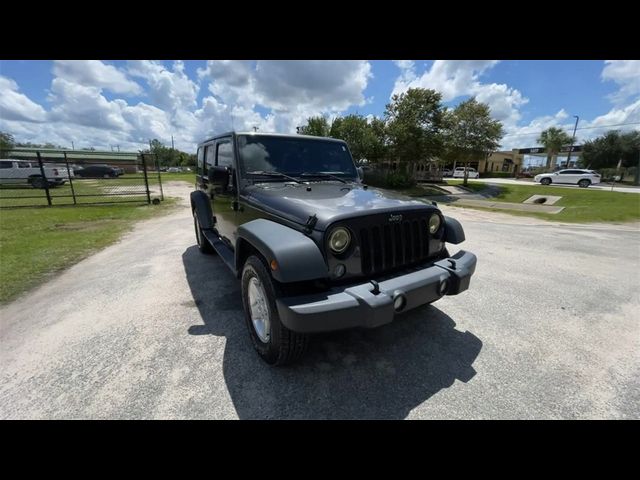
[191,132,477,365]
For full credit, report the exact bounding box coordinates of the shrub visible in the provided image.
[363,170,415,189]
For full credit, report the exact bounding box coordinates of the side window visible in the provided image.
[0,161,13,169]
[205,144,215,169]
[18,162,31,168]
[216,140,233,168]
[197,147,204,173]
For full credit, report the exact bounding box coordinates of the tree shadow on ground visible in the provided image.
[183,246,482,419]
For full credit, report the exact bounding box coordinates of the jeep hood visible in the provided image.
[244,182,436,231]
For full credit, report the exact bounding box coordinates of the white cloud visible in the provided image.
[0,76,47,122]
[127,60,199,112]
[602,60,640,104]
[392,60,528,126]
[52,60,142,96]
[1,60,373,152]
[197,60,372,132]
[47,77,131,131]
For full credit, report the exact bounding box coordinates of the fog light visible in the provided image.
[333,264,346,278]
[439,279,449,295]
[393,294,406,312]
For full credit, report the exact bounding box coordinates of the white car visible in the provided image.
[534,169,601,188]
[452,167,480,179]
[167,167,182,173]
[0,159,69,188]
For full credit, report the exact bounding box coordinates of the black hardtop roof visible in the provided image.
[197,131,347,146]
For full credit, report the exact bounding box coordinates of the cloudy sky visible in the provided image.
[0,60,638,154]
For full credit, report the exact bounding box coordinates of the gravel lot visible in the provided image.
[1,182,638,419]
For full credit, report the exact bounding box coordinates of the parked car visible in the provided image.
[74,165,120,178]
[441,169,453,177]
[167,167,182,173]
[0,159,67,188]
[452,167,480,179]
[534,169,601,188]
[191,132,477,365]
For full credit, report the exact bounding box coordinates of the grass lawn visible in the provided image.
[446,180,640,223]
[0,172,195,208]
[0,199,176,304]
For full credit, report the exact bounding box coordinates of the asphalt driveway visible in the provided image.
[1,183,638,419]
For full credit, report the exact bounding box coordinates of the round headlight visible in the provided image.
[328,227,351,254]
[428,214,441,234]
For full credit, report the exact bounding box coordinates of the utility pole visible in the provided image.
[117,145,120,152]
[253,126,258,132]
[171,135,174,150]
[566,115,579,168]
[71,141,75,150]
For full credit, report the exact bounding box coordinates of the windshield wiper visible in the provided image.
[298,172,348,184]
[246,170,304,184]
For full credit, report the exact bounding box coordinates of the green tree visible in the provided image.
[537,127,573,169]
[384,88,447,173]
[148,139,182,167]
[367,117,388,164]
[580,130,640,184]
[298,116,331,137]
[443,98,504,186]
[328,114,378,162]
[0,132,16,157]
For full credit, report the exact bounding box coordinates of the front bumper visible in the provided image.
[276,250,477,333]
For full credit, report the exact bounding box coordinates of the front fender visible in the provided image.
[443,216,465,244]
[190,190,214,230]
[237,219,328,283]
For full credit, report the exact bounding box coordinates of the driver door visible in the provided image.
[207,137,238,247]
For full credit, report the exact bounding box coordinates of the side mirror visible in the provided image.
[357,166,364,182]
[208,165,230,187]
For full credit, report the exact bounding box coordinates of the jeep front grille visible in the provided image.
[359,218,430,274]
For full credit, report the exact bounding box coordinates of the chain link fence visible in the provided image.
[0,149,164,208]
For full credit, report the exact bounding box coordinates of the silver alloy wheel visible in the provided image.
[248,276,271,342]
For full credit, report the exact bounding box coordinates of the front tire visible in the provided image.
[241,255,309,366]
[541,177,552,185]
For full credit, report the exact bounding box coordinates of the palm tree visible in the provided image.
[537,127,573,169]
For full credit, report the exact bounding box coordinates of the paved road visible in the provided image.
[466,177,640,194]
[1,183,639,419]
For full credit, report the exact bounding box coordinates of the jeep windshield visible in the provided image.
[237,134,358,182]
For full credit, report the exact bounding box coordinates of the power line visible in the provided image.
[502,121,640,138]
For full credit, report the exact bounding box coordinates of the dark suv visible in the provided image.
[74,165,120,178]
[191,132,477,365]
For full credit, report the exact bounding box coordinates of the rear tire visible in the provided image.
[241,255,309,366]
[578,179,591,188]
[541,178,552,185]
[30,177,46,189]
[193,209,215,254]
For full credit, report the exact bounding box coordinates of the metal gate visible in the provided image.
[0,149,164,208]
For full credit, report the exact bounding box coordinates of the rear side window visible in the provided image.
[18,162,32,168]
[216,140,233,168]
[0,161,12,169]
[197,147,204,171]
[205,144,215,168]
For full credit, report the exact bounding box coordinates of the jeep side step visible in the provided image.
[202,230,236,273]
